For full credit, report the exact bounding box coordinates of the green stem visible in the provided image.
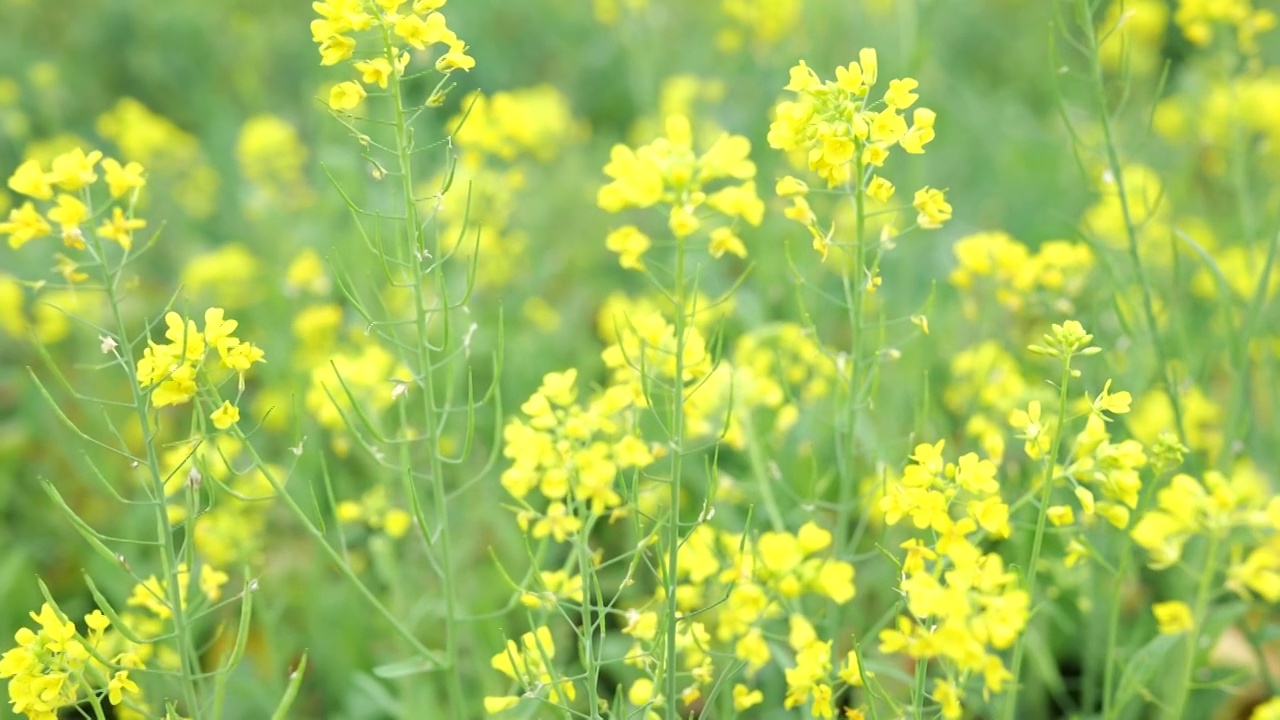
[89,234,202,718]
[663,235,688,720]
[1099,522,1133,718]
[381,29,467,719]
[576,511,601,714]
[829,153,867,645]
[1003,356,1073,720]
[1166,531,1222,720]
[1076,0,1186,444]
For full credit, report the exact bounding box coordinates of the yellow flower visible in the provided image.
[0,202,52,248]
[436,42,476,72]
[669,206,700,238]
[394,12,453,49]
[708,227,747,259]
[785,60,821,92]
[7,159,54,199]
[211,401,241,430]
[776,175,809,197]
[859,47,879,85]
[49,147,103,191]
[483,696,519,714]
[934,679,963,719]
[318,34,356,65]
[913,187,952,229]
[101,158,146,198]
[900,108,937,154]
[354,58,394,88]
[47,194,89,247]
[884,78,919,109]
[329,81,366,111]
[732,684,763,710]
[96,207,146,250]
[867,175,894,203]
[605,225,651,270]
[1152,600,1194,634]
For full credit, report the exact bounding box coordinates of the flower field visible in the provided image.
[1,0,1279,718]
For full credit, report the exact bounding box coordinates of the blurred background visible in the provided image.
[1,0,1278,717]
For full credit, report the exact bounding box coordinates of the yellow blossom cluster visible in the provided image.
[1,146,145,251]
[1132,465,1271,569]
[731,322,838,436]
[875,439,1025,714]
[1174,0,1276,53]
[313,0,473,112]
[616,522,857,716]
[767,52,949,262]
[950,231,1094,318]
[304,339,408,456]
[1098,0,1170,75]
[501,369,657,540]
[0,604,141,719]
[484,627,574,713]
[599,114,763,266]
[716,0,803,52]
[154,435,280,568]
[420,86,581,288]
[96,98,220,220]
[452,86,581,165]
[236,114,316,214]
[135,308,265,427]
[336,484,414,540]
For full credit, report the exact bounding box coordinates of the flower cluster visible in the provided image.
[313,0,474,111]
[717,0,803,52]
[767,51,949,262]
[616,522,857,715]
[501,369,657,539]
[599,114,763,266]
[484,627,574,713]
[876,440,1025,715]
[135,308,265,427]
[950,231,1095,318]
[96,98,219,220]
[1,147,146,252]
[0,604,141,719]
[154,435,280,568]
[1174,0,1276,53]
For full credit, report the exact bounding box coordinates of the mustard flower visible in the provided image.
[913,186,951,229]
[95,207,146,250]
[328,81,366,111]
[1152,600,1194,634]
[101,158,146,198]
[598,114,762,261]
[210,400,240,430]
[46,194,88,247]
[6,159,54,200]
[768,50,935,189]
[605,225,652,269]
[49,148,102,191]
[0,202,52,248]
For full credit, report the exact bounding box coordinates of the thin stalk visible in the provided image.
[576,511,602,714]
[229,425,441,662]
[1076,0,1186,443]
[381,29,467,720]
[829,154,868,644]
[1099,524,1133,718]
[662,236,689,720]
[1003,356,1073,720]
[89,234,202,718]
[1166,531,1222,720]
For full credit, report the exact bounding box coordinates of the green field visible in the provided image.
[2,0,1279,718]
